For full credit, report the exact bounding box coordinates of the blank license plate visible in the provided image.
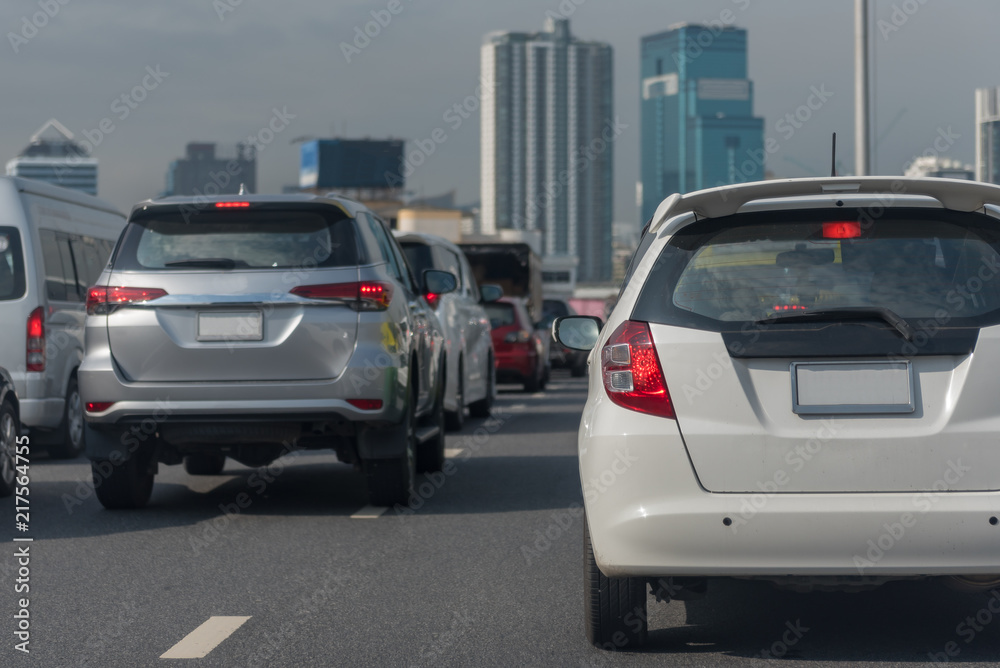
[197,311,263,341]
[791,361,914,414]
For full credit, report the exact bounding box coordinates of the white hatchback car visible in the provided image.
[555,176,1000,648]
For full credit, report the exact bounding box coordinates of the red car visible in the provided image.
[485,298,547,392]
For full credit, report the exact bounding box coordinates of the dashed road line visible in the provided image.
[444,448,463,459]
[160,616,251,659]
[350,505,388,519]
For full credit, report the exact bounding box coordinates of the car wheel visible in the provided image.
[46,377,86,460]
[584,515,647,649]
[418,364,447,473]
[469,356,495,418]
[445,358,465,431]
[523,358,542,393]
[92,445,155,510]
[364,386,416,507]
[0,401,18,498]
[184,453,226,476]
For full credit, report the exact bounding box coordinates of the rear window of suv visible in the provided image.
[113,211,358,270]
[633,208,1000,330]
[0,227,25,301]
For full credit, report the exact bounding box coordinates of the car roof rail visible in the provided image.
[649,176,1000,233]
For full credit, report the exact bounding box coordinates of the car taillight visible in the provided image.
[214,202,250,208]
[26,307,44,372]
[290,281,393,311]
[86,286,168,315]
[504,330,531,344]
[85,402,115,413]
[601,320,674,419]
[425,292,440,309]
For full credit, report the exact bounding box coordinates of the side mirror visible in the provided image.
[423,269,457,295]
[479,284,503,303]
[553,316,603,351]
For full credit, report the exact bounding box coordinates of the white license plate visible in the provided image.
[791,361,914,414]
[197,311,263,342]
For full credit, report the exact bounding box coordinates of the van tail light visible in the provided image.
[26,307,45,372]
[86,286,168,315]
[291,281,393,311]
[601,320,675,419]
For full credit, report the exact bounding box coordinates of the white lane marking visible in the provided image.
[350,505,388,519]
[444,448,463,459]
[160,616,251,659]
[509,404,526,410]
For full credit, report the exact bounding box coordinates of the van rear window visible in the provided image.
[633,209,1000,331]
[0,227,26,301]
[113,211,359,271]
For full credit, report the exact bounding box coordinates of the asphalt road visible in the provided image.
[4,372,1000,666]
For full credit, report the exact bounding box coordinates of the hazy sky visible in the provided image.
[3,0,999,224]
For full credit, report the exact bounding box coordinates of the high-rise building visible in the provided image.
[6,119,98,195]
[976,87,1000,184]
[163,142,256,197]
[480,18,614,284]
[640,24,765,222]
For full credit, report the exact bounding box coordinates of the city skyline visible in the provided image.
[3,1,999,222]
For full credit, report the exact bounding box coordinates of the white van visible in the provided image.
[0,176,125,458]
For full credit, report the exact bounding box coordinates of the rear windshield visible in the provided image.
[0,227,25,301]
[633,209,1000,330]
[113,211,358,271]
[485,303,516,328]
[400,242,433,278]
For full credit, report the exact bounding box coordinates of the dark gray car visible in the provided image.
[80,194,455,509]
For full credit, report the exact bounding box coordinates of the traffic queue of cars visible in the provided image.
[0,177,559,508]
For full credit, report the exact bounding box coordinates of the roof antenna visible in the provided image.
[238,183,247,195]
[831,132,837,177]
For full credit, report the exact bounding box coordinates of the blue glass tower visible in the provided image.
[640,24,765,222]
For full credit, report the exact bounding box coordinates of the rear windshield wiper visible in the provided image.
[756,306,915,341]
[164,258,238,269]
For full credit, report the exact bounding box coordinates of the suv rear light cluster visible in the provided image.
[290,281,394,311]
[503,330,532,344]
[86,286,168,315]
[26,307,45,372]
[601,320,675,419]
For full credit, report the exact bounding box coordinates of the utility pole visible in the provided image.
[855,0,871,176]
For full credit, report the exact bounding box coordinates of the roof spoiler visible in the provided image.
[649,177,1000,233]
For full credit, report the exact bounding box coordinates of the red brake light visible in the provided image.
[290,281,393,311]
[26,307,45,372]
[425,293,440,309]
[214,202,250,208]
[822,221,861,239]
[601,320,674,419]
[774,305,808,311]
[85,402,114,413]
[347,399,383,410]
[87,286,168,315]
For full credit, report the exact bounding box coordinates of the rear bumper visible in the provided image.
[582,395,1000,579]
[495,350,536,379]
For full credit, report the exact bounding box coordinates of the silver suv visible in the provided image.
[80,194,455,509]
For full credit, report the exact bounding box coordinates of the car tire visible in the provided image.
[45,377,86,460]
[417,365,447,473]
[364,388,416,507]
[0,401,18,498]
[92,447,155,510]
[445,358,465,431]
[524,359,542,393]
[184,453,226,476]
[469,357,495,418]
[584,515,647,649]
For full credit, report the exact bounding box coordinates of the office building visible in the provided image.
[6,119,98,195]
[481,18,614,283]
[640,24,765,221]
[163,142,256,197]
[976,87,1000,184]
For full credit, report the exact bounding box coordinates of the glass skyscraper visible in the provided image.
[975,87,1000,185]
[640,24,764,222]
[481,18,614,283]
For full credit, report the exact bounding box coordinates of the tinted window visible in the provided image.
[433,247,463,287]
[71,237,107,291]
[114,211,357,270]
[401,242,434,278]
[0,227,26,301]
[485,303,516,328]
[40,230,75,301]
[633,209,1000,330]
